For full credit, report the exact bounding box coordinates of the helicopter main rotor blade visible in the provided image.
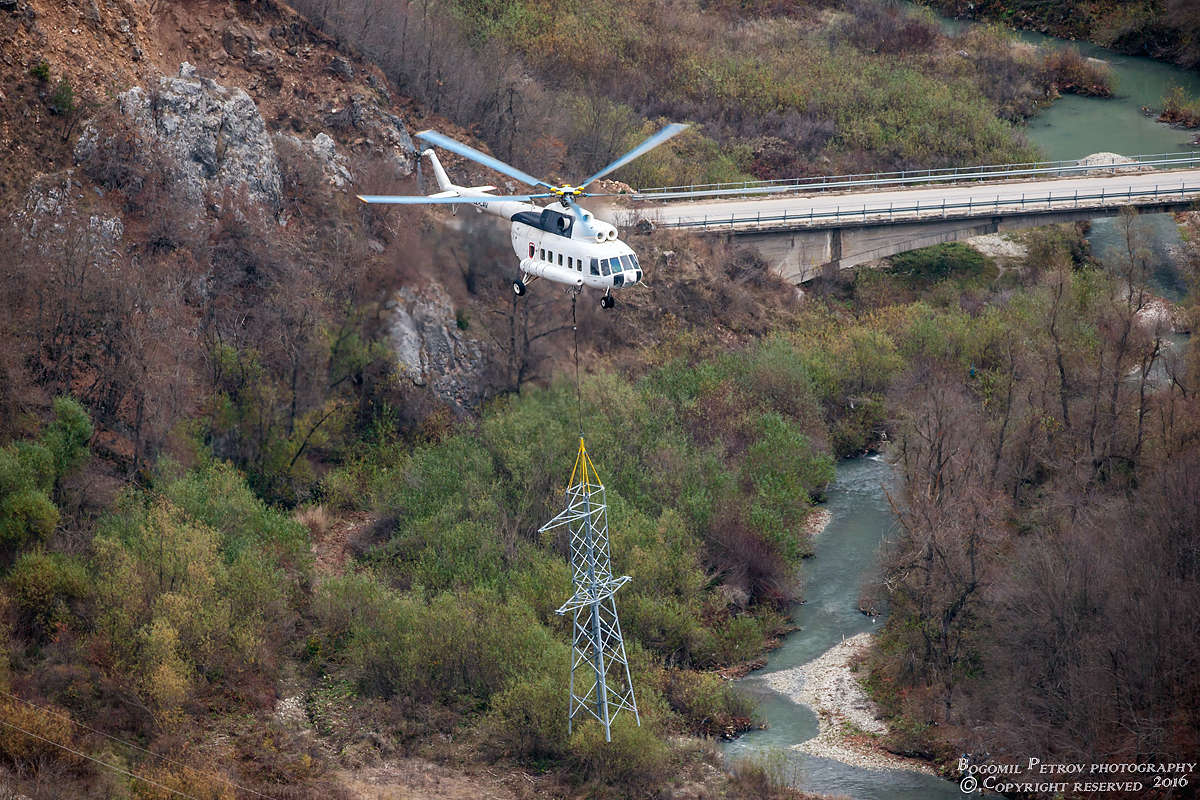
[415,130,554,191]
[581,123,688,189]
[358,193,552,204]
[561,195,589,223]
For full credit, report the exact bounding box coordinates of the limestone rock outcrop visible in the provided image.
[323,93,414,177]
[75,63,281,211]
[277,131,353,189]
[388,284,483,408]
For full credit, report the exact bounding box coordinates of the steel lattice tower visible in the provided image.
[539,438,639,741]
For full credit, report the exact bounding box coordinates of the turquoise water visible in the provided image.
[718,26,1196,799]
[721,457,964,800]
[1013,32,1200,162]
[1008,32,1197,302]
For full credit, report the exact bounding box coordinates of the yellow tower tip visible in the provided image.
[567,437,603,490]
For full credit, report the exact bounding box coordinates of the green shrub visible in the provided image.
[729,748,805,799]
[1161,83,1200,127]
[158,460,311,575]
[484,672,570,764]
[738,338,825,431]
[620,594,703,661]
[0,485,58,549]
[0,398,92,552]
[43,397,93,482]
[889,242,996,287]
[567,714,672,794]
[315,577,566,703]
[830,395,888,456]
[6,549,88,639]
[742,413,834,561]
[509,549,572,625]
[49,77,75,116]
[663,668,757,736]
[92,483,295,718]
[695,613,770,666]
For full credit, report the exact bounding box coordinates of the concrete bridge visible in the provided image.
[635,158,1200,283]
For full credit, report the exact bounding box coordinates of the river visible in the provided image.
[1013,33,1200,162]
[721,456,964,799]
[1014,30,1200,302]
[721,30,1197,798]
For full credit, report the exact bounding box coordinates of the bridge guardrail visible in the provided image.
[631,152,1200,201]
[661,182,1200,231]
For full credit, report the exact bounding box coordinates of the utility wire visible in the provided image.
[571,292,584,438]
[0,718,209,800]
[0,688,275,799]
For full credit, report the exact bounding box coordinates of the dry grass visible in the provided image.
[294,504,331,540]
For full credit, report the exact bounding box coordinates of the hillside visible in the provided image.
[0,3,844,799]
[2,0,1199,798]
[915,0,1200,70]
[287,0,1122,184]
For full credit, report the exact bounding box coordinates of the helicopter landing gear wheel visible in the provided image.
[601,293,615,310]
[512,279,527,297]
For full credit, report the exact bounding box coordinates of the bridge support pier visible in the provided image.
[720,202,1191,283]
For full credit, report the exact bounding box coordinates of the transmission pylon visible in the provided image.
[539,438,639,741]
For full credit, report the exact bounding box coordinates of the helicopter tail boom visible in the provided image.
[426,150,454,192]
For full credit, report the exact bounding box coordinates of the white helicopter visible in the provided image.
[358,124,687,309]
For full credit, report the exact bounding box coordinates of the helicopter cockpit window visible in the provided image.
[600,258,611,276]
[619,255,632,271]
[590,258,599,276]
[630,254,640,270]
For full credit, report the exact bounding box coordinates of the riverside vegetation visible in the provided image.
[0,0,1196,797]
[291,0,1115,184]
[859,214,1200,773]
[912,0,1200,71]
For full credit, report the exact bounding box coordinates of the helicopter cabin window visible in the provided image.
[539,248,545,260]
[590,258,599,275]
[558,253,563,266]
[600,258,611,276]
[529,244,535,258]
[567,257,573,269]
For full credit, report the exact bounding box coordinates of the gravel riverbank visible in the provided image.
[804,508,833,539]
[764,633,938,775]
